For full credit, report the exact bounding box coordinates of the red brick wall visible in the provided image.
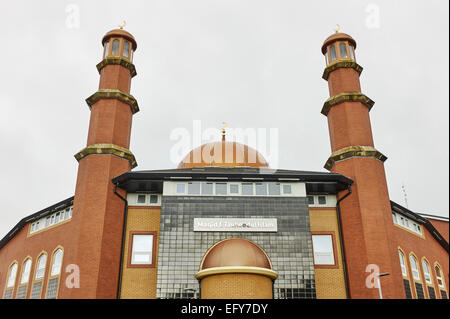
[0,218,78,299]
[391,222,449,299]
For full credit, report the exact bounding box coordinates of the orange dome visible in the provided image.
[200,238,272,271]
[177,140,269,169]
[102,29,137,50]
[321,32,356,54]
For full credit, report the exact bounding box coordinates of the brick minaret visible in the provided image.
[321,32,403,298]
[68,29,138,298]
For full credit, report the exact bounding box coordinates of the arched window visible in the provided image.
[50,249,63,276]
[30,253,47,299]
[46,248,64,299]
[20,259,32,285]
[35,254,47,280]
[435,264,445,288]
[7,263,18,288]
[112,39,120,55]
[398,250,407,276]
[409,255,420,281]
[422,259,432,284]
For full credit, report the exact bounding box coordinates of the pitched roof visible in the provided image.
[0,196,74,250]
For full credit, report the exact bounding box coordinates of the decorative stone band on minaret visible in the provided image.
[320,32,404,298]
[322,59,363,81]
[321,92,374,116]
[74,143,137,169]
[96,56,137,78]
[324,145,387,170]
[85,89,139,114]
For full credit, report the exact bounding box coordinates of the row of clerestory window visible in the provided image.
[324,41,355,65]
[104,37,134,61]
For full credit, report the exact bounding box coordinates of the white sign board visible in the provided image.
[193,218,277,232]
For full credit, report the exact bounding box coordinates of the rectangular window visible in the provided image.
[123,41,130,58]
[415,283,425,299]
[201,182,213,195]
[176,183,185,194]
[188,182,200,195]
[131,234,154,265]
[65,209,70,220]
[329,45,337,61]
[312,234,335,265]
[308,196,315,205]
[392,213,398,224]
[104,41,110,58]
[150,195,158,204]
[339,43,348,58]
[230,184,240,194]
[137,194,146,204]
[46,278,59,299]
[282,184,292,194]
[403,279,413,299]
[112,39,119,55]
[242,183,253,195]
[215,183,227,195]
[318,196,326,205]
[349,45,355,60]
[268,183,281,195]
[255,183,267,195]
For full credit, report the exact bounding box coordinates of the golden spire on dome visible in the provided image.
[334,24,341,33]
[119,21,127,30]
[222,122,228,141]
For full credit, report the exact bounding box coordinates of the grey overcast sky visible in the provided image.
[0,0,448,238]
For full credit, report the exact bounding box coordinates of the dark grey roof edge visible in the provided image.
[0,196,74,250]
[112,168,354,185]
[391,201,449,253]
[417,213,449,222]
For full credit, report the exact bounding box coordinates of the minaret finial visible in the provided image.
[334,24,341,33]
[222,122,228,141]
[119,21,127,30]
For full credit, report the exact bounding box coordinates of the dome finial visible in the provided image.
[334,24,341,33]
[222,122,228,141]
[119,21,127,30]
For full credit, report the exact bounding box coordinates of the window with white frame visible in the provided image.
[215,183,227,195]
[50,249,63,277]
[392,212,422,235]
[409,255,420,281]
[422,260,432,284]
[20,259,32,285]
[171,181,296,197]
[398,250,407,277]
[35,254,47,280]
[312,235,335,265]
[188,182,201,195]
[7,263,18,288]
[30,207,73,234]
[131,234,154,265]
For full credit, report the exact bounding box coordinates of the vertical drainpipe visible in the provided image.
[114,182,128,299]
[336,183,352,299]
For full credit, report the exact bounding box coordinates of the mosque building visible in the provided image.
[0,28,448,299]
